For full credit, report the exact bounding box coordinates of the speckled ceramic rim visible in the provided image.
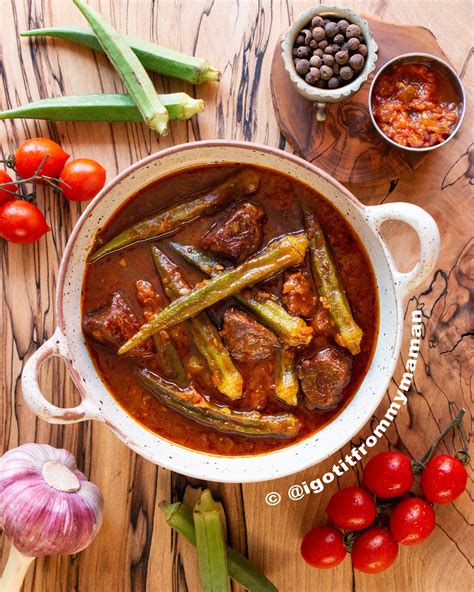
[21,141,440,483]
[368,52,466,152]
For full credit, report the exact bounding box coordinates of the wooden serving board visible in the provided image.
[271,15,453,184]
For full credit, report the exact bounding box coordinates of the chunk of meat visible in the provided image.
[83,292,152,357]
[282,269,318,318]
[201,202,265,262]
[311,308,333,336]
[297,346,352,412]
[221,308,279,363]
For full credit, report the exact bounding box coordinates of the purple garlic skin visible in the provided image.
[0,444,104,557]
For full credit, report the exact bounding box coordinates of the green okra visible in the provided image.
[22,26,221,84]
[89,168,260,262]
[159,502,278,592]
[170,242,313,347]
[119,233,310,355]
[194,490,229,592]
[302,205,363,355]
[73,0,169,134]
[275,348,299,406]
[151,247,243,400]
[137,368,300,438]
[0,93,204,122]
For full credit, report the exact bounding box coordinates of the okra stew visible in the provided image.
[82,164,378,456]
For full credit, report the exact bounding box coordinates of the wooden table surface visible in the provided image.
[1,1,472,591]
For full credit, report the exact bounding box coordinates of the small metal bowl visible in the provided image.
[368,53,466,152]
[281,5,378,122]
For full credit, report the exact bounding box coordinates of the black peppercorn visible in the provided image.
[337,19,349,34]
[346,24,361,38]
[327,77,339,89]
[347,37,360,51]
[333,33,345,45]
[320,65,333,80]
[339,66,353,80]
[301,29,313,45]
[295,34,305,47]
[310,55,322,68]
[312,26,325,41]
[335,50,349,65]
[295,45,312,59]
[322,54,335,66]
[305,67,321,84]
[349,53,365,71]
[295,59,311,75]
[324,22,338,38]
[311,15,325,28]
[358,44,368,57]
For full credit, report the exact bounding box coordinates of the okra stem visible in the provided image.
[169,242,313,347]
[194,490,229,592]
[89,168,260,262]
[302,205,363,355]
[22,27,221,84]
[119,233,310,355]
[151,247,243,400]
[137,368,300,438]
[73,0,169,135]
[159,502,278,592]
[0,93,204,122]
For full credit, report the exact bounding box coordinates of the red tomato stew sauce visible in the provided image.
[82,164,379,456]
[372,63,459,148]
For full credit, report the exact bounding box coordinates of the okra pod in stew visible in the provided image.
[82,164,378,456]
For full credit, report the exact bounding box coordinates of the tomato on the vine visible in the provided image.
[363,451,414,498]
[389,497,435,545]
[0,200,50,244]
[15,138,69,180]
[326,486,376,531]
[300,526,347,569]
[0,171,18,205]
[351,527,398,574]
[421,454,467,504]
[59,158,106,202]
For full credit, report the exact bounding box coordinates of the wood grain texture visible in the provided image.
[0,1,472,591]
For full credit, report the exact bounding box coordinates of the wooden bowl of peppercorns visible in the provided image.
[281,6,378,121]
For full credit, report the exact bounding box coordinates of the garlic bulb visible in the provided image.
[0,443,104,591]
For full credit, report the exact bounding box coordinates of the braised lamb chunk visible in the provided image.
[201,202,265,262]
[297,346,352,411]
[221,308,279,363]
[82,292,152,357]
[281,268,318,318]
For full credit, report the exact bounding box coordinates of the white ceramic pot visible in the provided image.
[21,141,440,483]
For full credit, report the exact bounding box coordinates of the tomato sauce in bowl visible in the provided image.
[370,56,463,150]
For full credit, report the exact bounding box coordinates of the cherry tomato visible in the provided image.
[351,527,398,574]
[0,200,50,244]
[326,486,376,531]
[15,138,69,180]
[421,454,467,504]
[59,158,106,202]
[389,497,435,545]
[363,451,414,498]
[300,526,347,569]
[0,170,18,205]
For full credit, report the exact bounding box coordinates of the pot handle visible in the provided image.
[366,203,440,299]
[21,328,101,424]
